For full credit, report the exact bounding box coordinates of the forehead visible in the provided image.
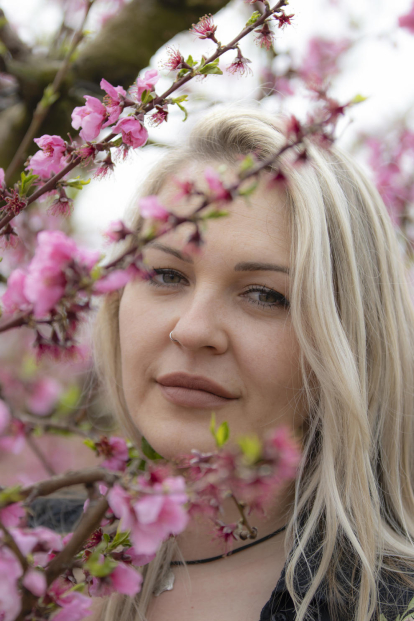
[154,161,291,262]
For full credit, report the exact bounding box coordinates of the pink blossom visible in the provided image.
[204,167,232,201]
[26,377,62,416]
[48,580,92,621]
[0,167,4,188]
[125,548,156,567]
[227,48,252,77]
[103,220,133,243]
[0,399,11,435]
[108,477,189,556]
[113,117,148,148]
[398,2,414,33]
[0,503,25,527]
[95,436,129,471]
[71,96,106,142]
[264,426,301,481]
[300,37,350,88]
[274,12,294,29]
[0,546,22,621]
[161,47,184,72]
[28,135,67,180]
[100,78,126,125]
[111,562,142,595]
[22,568,47,596]
[0,419,26,454]
[190,14,217,40]
[149,106,169,127]
[94,265,141,294]
[139,195,170,221]
[1,269,31,315]
[254,22,274,51]
[135,69,159,101]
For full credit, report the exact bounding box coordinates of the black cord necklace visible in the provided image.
[170,524,287,566]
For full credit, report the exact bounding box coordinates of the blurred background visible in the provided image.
[1,0,414,488]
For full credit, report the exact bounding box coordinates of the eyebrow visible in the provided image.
[147,242,290,275]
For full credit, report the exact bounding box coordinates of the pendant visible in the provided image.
[153,566,175,596]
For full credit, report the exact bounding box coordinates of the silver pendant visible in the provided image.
[153,566,175,596]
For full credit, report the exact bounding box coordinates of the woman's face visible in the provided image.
[118,163,306,460]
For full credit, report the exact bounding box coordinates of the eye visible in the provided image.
[147,268,188,288]
[242,285,289,310]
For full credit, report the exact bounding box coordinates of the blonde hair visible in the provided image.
[93,105,414,621]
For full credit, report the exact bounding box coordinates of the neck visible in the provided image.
[172,481,295,566]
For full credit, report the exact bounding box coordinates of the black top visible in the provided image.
[259,556,414,621]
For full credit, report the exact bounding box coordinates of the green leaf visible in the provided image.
[185,55,197,68]
[64,176,91,190]
[237,434,262,465]
[19,171,39,196]
[85,548,117,578]
[246,10,261,26]
[177,68,190,79]
[141,436,163,460]
[108,530,132,552]
[173,95,188,104]
[40,84,60,109]
[0,486,23,507]
[83,438,97,453]
[90,264,102,282]
[201,209,229,220]
[141,89,154,104]
[103,533,111,544]
[350,94,367,105]
[215,421,229,448]
[109,137,123,148]
[55,384,81,416]
[172,96,188,122]
[199,59,223,76]
[238,180,259,197]
[128,445,141,460]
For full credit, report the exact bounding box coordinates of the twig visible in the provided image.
[230,493,257,539]
[0,517,28,571]
[45,495,109,585]
[17,413,98,440]
[4,0,95,184]
[25,432,57,477]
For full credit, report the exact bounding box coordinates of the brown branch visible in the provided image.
[45,495,109,585]
[4,1,95,184]
[0,312,30,334]
[25,432,57,477]
[17,412,98,440]
[230,493,257,539]
[0,517,28,570]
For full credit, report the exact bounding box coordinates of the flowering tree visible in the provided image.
[0,0,414,618]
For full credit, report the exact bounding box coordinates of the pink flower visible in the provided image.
[0,503,25,528]
[139,195,170,221]
[0,546,22,621]
[227,48,252,77]
[113,117,148,148]
[108,477,189,556]
[95,436,129,471]
[100,78,126,125]
[204,167,232,202]
[26,377,62,416]
[94,265,141,294]
[161,47,184,72]
[125,548,156,567]
[50,587,92,621]
[149,106,169,127]
[28,135,67,180]
[22,569,47,597]
[398,2,414,33]
[103,220,132,243]
[135,69,159,101]
[264,426,301,481]
[190,14,217,40]
[0,399,11,435]
[274,12,294,29]
[71,96,106,142]
[0,167,5,188]
[254,22,274,51]
[1,269,31,315]
[300,37,350,88]
[110,562,142,595]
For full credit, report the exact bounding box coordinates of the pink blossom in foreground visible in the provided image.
[95,436,129,471]
[108,476,189,555]
[0,419,26,454]
[150,106,169,127]
[125,548,156,567]
[190,14,217,40]
[113,117,148,148]
[0,399,11,435]
[0,502,25,527]
[100,78,126,124]
[161,47,184,71]
[139,195,170,221]
[48,578,92,621]
[26,377,62,416]
[89,562,142,597]
[135,69,159,100]
[1,268,31,315]
[22,568,47,597]
[0,546,22,621]
[71,96,106,142]
[93,265,141,294]
[264,426,301,481]
[204,167,232,202]
[398,2,414,33]
[103,220,133,243]
[0,167,4,188]
[28,135,67,180]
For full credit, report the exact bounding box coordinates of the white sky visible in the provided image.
[2,0,414,251]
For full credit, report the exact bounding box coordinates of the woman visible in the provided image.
[92,106,414,621]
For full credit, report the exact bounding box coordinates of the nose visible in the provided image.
[170,287,230,354]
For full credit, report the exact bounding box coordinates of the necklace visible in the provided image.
[153,524,287,596]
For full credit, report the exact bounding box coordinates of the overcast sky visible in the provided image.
[2,0,414,250]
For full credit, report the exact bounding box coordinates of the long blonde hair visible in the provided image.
[93,105,414,621]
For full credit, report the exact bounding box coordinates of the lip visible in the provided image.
[156,373,239,400]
